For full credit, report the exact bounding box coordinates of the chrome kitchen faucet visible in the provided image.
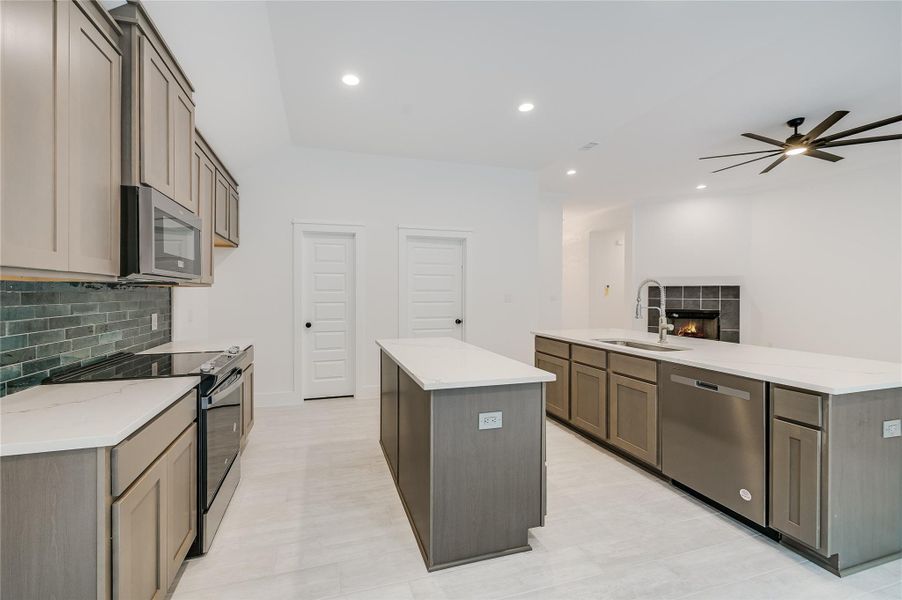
[634,279,675,344]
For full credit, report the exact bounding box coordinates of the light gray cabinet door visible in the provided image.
[214,172,229,239]
[0,0,69,271]
[139,36,174,199]
[770,419,822,549]
[112,455,167,600]
[570,363,607,439]
[172,88,195,212]
[241,364,255,449]
[67,3,121,275]
[228,186,240,244]
[164,424,197,590]
[536,352,569,420]
[609,374,658,466]
[194,144,216,284]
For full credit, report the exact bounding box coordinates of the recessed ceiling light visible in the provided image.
[696,184,707,190]
[566,169,577,176]
[341,73,360,86]
[518,102,535,113]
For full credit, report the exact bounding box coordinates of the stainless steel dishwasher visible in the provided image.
[660,363,767,525]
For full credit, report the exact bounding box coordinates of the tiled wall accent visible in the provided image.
[647,285,740,343]
[0,282,171,396]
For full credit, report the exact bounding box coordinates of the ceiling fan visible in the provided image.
[700,111,902,174]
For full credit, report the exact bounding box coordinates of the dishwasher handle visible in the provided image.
[669,374,751,400]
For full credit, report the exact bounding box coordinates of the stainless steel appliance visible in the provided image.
[121,185,202,281]
[44,344,252,555]
[660,363,767,525]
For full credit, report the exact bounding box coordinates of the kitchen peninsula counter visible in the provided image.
[376,337,554,571]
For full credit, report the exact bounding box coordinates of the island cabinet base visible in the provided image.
[380,351,546,571]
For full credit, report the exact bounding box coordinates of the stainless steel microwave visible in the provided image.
[121,186,202,281]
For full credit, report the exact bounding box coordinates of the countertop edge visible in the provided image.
[0,376,201,458]
[376,340,556,391]
[532,330,901,395]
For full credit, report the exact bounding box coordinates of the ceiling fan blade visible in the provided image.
[741,133,786,147]
[711,151,783,173]
[760,155,788,174]
[819,134,902,148]
[804,149,844,162]
[816,115,902,143]
[801,110,849,143]
[699,149,788,160]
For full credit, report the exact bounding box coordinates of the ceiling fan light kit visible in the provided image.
[700,111,902,174]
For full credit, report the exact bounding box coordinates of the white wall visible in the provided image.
[588,229,627,328]
[174,145,561,402]
[630,159,901,362]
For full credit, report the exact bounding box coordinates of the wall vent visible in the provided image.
[579,142,599,151]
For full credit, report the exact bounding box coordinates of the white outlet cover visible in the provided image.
[478,411,502,430]
[883,419,901,438]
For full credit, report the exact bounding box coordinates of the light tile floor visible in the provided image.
[171,397,901,600]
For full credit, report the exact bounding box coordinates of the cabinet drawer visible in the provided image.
[111,390,197,497]
[571,345,606,369]
[535,337,569,360]
[773,387,822,428]
[609,353,657,383]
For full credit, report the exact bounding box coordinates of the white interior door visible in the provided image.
[405,236,464,339]
[302,232,355,399]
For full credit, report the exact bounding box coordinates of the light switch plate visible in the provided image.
[479,411,502,430]
[883,419,901,438]
[151,313,158,331]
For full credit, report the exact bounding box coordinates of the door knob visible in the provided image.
[305,322,312,328]
[455,319,462,325]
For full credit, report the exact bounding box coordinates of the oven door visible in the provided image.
[137,187,202,280]
[202,369,243,510]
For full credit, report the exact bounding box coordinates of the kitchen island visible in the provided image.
[533,328,902,576]
[377,337,555,571]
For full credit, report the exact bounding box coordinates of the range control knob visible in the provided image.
[227,345,240,355]
[200,363,214,373]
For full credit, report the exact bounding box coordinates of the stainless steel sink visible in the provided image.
[591,339,689,352]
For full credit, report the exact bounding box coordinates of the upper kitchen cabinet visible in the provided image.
[214,174,240,248]
[111,0,196,214]
[1,0,122,278]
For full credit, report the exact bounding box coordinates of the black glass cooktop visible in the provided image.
[45,351,222,384]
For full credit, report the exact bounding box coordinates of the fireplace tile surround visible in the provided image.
[647,285,740,343]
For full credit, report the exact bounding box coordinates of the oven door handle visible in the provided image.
[204,370,243,409]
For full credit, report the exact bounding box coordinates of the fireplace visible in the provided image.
[666,309,720,341]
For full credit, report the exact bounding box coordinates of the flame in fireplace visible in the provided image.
[677,320,705,338]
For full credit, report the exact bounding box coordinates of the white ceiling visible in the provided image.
[145,1,902,214]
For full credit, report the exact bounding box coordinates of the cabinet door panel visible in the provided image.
[0,0,69,270]
[214,172,229,238]
[195,146,216,283]
[535,352,569,420]
[570,363,606,439]
[165,424,196,589]
[228,187,239,244]
[609,374,658,466]
[770,419,821,549]
[112,458,167,600]
[68,4,121,275]
[172,90,195,212]
[140,37,173,197]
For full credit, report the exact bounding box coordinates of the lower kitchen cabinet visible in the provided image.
[535,352,569,420]
[164,425,198,588]
[609,373,658,466]
[770,418,822,549]
[241,364,255,449]
[570,362,606,439]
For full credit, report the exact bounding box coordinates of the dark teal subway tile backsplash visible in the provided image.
[0,282,171,397]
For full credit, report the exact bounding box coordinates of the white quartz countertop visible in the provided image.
[532,329,902,395]
[139,338,253,354]
[1,377,200,457]
[377,337,556,391]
